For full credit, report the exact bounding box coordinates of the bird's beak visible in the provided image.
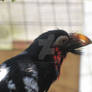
[69,33,92,48]
[66,33,92,54]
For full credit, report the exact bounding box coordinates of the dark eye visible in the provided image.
[62,39,66,43]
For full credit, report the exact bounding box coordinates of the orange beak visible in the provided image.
[69,33,92,48]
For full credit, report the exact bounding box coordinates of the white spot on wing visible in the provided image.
[25,64,38,77]
[26,67,33,72]
[8,80,16,90]
[23,77,39,92]
[0,64,9,81]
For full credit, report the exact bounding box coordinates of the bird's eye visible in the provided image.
[62,39,66,43]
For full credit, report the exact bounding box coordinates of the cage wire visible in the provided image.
[79,0,92,92]
[0,0,84,92]
[0,0,83,50]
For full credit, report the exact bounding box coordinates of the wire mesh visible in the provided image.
[79,0,92,92]
[0,0,83,49]
[0,0,84,92]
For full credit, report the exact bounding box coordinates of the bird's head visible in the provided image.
[27,29,91,79]
[52,30,92,77]
[26,29,92,92]
[53,32,91,54]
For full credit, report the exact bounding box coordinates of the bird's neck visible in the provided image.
[26,44,65,92]
[53,47,65,78]
[35,48,65,92]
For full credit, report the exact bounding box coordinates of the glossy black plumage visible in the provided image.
[0,29,91,92]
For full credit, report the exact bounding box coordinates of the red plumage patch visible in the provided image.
[53,48,61,79]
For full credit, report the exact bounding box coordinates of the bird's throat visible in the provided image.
[53,48,63,79]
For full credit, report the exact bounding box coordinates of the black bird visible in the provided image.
[0,29,91,92]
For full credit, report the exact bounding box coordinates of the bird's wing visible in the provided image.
[0,56,39,92]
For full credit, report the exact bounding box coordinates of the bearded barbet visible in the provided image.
[0,29,91,92]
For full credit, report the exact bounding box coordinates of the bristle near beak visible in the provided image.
[67,33,92,55]
[69,33,92,48]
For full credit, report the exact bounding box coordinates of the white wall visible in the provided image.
[79,0,92,92]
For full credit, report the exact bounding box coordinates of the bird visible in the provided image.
[0,29,91,92]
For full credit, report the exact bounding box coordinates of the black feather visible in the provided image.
[0,29,86,92]
[70,49,82,55]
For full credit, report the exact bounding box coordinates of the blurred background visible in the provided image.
[0,0,92,92]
